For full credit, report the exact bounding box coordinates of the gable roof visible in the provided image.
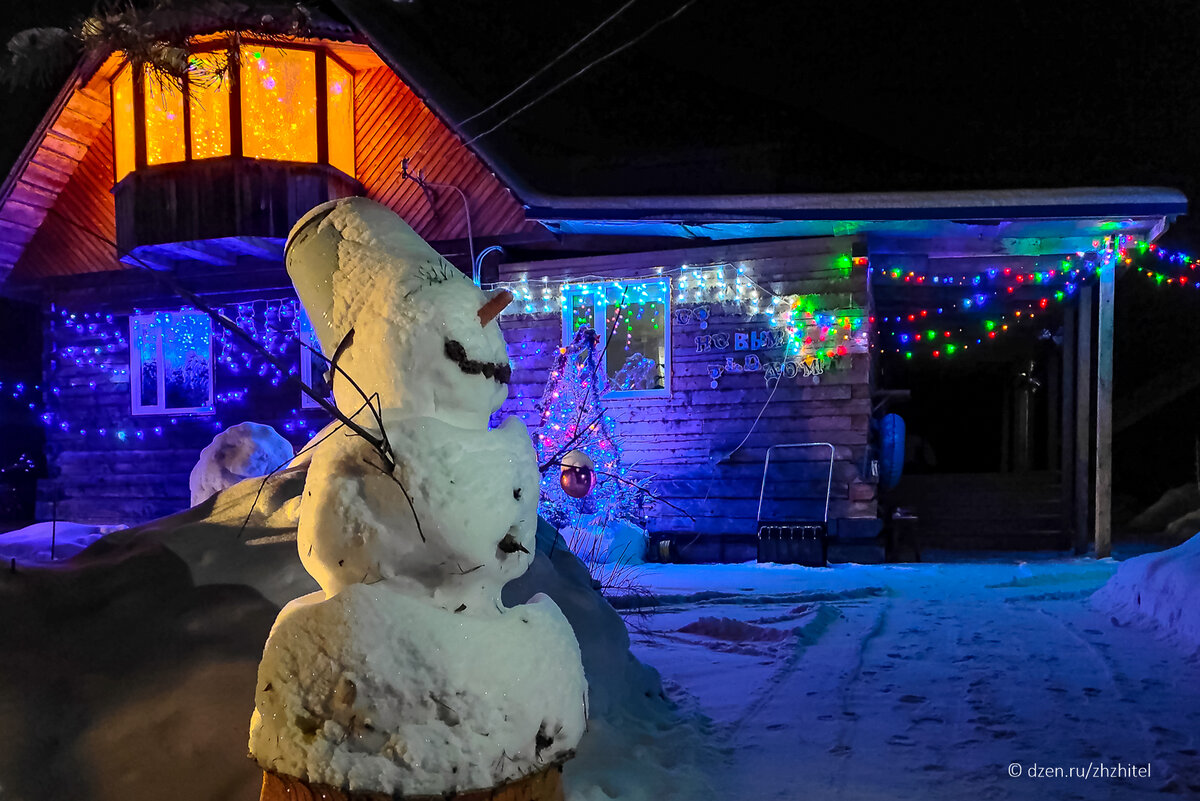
[0,19,534,286]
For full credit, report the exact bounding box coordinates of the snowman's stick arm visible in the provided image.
[299,333,396,468]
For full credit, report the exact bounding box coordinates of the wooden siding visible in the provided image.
[0,63,117,283]
[352,66,533,242]
[11,121,120,281]
[114,159,362,253]
[2,41,530,284]
[496,238,876,562]
[37,262,321,524]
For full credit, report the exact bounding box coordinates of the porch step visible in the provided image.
[893,471,1066,551]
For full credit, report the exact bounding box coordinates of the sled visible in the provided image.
[755,442,834,567]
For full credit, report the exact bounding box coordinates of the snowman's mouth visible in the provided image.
[444,339,512,385]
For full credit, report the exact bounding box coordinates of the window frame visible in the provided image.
[297,312,333,410]
[129,311,215,416]
[111,39,356,183]
[560,278,672,399]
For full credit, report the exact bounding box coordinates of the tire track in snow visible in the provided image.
[1031,599,1200,794]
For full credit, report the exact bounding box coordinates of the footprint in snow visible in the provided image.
[899,694,926,704]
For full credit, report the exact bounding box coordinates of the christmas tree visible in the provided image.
[534,327,646,531]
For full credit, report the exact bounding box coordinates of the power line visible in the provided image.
[458,0,640,128]
[463,0,699,146]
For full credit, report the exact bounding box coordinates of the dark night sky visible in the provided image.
[5,0,1200,239]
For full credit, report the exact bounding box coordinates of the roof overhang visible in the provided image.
[523,186,1187,252]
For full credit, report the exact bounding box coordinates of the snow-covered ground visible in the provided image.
[620,552,1200,799]
[3,513,1199,800]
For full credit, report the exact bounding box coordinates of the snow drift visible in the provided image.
[1092,532,1200,656]
[504,523,713,801]
[0,521,125,564]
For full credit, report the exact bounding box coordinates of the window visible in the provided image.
[130,312,214,415]
[298,309,333,409]
[111,40,355,183]
[240,45,318,163]
[562,280,670,396]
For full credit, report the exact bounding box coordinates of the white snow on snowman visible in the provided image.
[248,197,587,796]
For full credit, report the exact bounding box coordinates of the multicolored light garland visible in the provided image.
[534,327,648,529]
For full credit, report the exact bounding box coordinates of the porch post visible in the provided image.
[1073,285,1094,554]
[1094,251,1115,558]
[1047,345,1060,471]
[1061,304,1076,544]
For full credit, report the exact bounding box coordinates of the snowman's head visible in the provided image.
[286,197,512,428]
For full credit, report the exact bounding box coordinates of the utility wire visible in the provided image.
[458,0,640,127]
[464,0,699,146]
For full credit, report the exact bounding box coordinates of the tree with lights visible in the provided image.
[535,326,647,531]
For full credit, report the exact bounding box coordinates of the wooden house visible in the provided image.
[0,3,1187,561]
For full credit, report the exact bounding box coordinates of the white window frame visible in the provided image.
[130,311,214,416]
[560,279,671,399]
[298,313,332,409]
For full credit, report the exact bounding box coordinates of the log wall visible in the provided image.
[36,260,330,523]
[496,237,876,562]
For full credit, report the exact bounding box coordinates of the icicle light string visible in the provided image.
[40,297,331,443]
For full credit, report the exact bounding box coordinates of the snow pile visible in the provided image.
[504,524,713,801]
[567,516,647,566]
[1128,483,1200,541]
[0,521,125,564]
[678,616,792,643]
[250,198,586,796]
[188,422,295,506]
[1092,533,1200,655]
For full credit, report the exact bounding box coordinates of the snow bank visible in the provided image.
[1091,533,1200,655]
[0,521,125,564]
[678,616,792,643]
[1128,483,1200,540]
[567,517,647,566]
[188,422,295,506]
[504,524,713,801]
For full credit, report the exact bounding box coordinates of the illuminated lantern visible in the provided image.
[559,449,596,499]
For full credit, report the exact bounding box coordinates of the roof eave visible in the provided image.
[523,186,1188,224]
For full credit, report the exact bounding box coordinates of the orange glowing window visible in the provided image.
[143,70,185,166]
[111,40,356,177]
[326,57,354,176]
[111,65,135,181]
[239,45,318,163]
[187,54,231,160]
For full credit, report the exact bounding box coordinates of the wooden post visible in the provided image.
[1094,253,1115,558]
[1061,304,1076,542]
[1073,285,1094,554]
[1047,346,1060,471]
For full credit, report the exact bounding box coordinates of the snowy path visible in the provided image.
[624,557,1200,800]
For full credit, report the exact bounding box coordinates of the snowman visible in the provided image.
[248,198,586,797]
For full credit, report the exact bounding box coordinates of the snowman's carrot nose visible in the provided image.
[478,290,513,327]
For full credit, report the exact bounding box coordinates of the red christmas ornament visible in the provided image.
[559,449,596,499]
